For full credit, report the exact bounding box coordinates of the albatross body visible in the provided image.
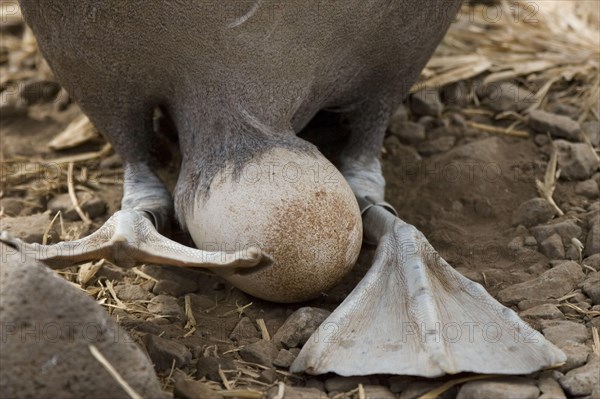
[7,0,565,376]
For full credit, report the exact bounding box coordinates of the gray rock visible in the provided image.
[582,121,600,147]
[457,377,539,399]
[512,198,555,227]
[147,295,185,322]
[389,120,426,143]
[554,140,599,180]
[196,357,235,381]
[0,212,59,243]
[539,233,566,259]
[559,354,600,396]
[531,220,582,247]
[324,376,370,393]
[20,78,61,104]
[142,334,192,371]
[520,303,563,320]
[481,82,535,112]
[524,236,538,246]
[559,342,592,373]
[417,136,456,156]
[152,279,195,297]
[538,371,566,399]
[498,261,585,305]
[259,368,278,384]
[410,89,443,117]
[272,307,331,349]
[273,348,297,368]
[0,91,27,118]
[0,243,166,399]
[584,254,600,271]
[141,264,198,295]
[239,340,279,367]
[582,272,600,305]
[542,320,589,347]
[229,317,260,342]
[113,284,151,301]
[529,110,581,141]
[47,192,106,221]
[576,179,600,199]
[585,216,600,257]
[174,376,223,399]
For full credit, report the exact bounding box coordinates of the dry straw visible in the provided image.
[420,1,599,123]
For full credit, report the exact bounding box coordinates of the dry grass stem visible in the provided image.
[88,344,143,399]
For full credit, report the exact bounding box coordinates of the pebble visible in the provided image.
[47,192,106,221]
[174,377,223,399]
[524,235,538,246]
[457,377,539,399]
[196,357,235,381]
[0,91,27,118]
[582,121,600,147]
[541,320,589,347]
[114,284,152,301]
[0,197,29,217]
[417,136,456,156]
[324,376,370,393]
[229,316,260,342]
[20,78,61,104]
[142,334,192,371]
[559,342,592,372]
[512,198,555,227]
[0,212,59,243]
[576,179,600,199]
[389,120,426,143]
[539,233,565,259]
[581,272,600,305]
[554,140,599,180]
[559,354,600,397]
[259,368,277,384]
[409,89,443,117]
[390,104,408,121]
[498,261,585,305]
[272,307,331,349]
[534,134,551,146]
[147,295,185,322]
[584,254,600,271]
[519,303,563,320]
[529,110,581,141]
[480,82,534,112]
[530,220,582,247]
[538,371,567,399]
[239,340,279,367]
[142,265,199,295]
[273,348,297,368]
[417,115,441,130]
[585,215,600,257]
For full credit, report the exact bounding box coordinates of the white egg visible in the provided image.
[188,148,362,302]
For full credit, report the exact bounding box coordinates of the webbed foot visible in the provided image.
[291,203,565,376]
[1,209,268,272]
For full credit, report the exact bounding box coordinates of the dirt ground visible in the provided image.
[1,2,599,399]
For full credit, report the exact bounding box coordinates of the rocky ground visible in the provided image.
[1,3,599,399]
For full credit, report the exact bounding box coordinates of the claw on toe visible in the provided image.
[0,210,270,272]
